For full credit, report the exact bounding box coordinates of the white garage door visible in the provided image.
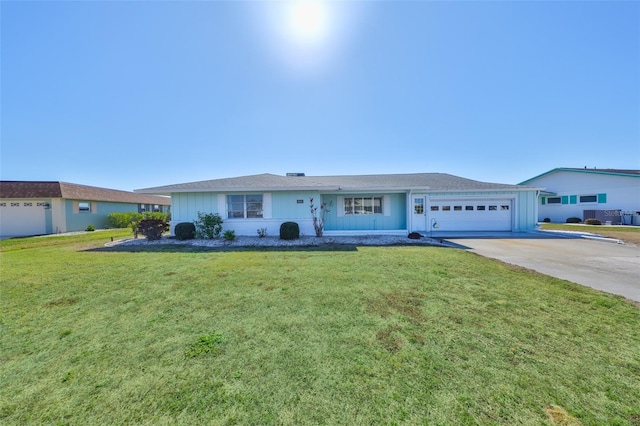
[429,199,512,231]
[0,200,47,237]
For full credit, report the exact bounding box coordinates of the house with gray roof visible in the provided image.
[519,168,640,224]
[136,172,539,237]
[0,181,170,238]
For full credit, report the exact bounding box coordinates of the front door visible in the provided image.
[411,196,427,231]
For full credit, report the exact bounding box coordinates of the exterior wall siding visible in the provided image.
[530,172,639,223]
[322,193,406,231]
[422,190,538,231]
[64,200,144,232]
[167,188,538,236]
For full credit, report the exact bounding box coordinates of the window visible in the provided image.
[453,206,462,211]
[344,197,382,215]
[465,206,474,211]
[430,206,439,211]
[442,206,451,211]
[0,203,6,207]
[79,202,91,212]
[24,202,33,207]
[477,205,486,211]
[489,205,497,211]
[227,194,263,219]
[579,195,597,203]
[11,202,19,207]
[413,198,424,215]
[153,205,160,212]
[547,197,561,204]
[501,205,510,211]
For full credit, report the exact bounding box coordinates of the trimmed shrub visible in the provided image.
[137,219,169,240]
[223,230,236,241]
[194,212,223,239]
[584,218,602,225]
[566,217,582,224]
[85,225,96,232]
[107,212,143,229]
[280,222,300,240]
[408,232,422,239]
[142,212,168,221]
[543,218,551,223]
[175,222,196,240]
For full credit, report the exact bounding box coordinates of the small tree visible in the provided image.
[137,219,169,240]
[194,212,223,239]
[310,197,330,237]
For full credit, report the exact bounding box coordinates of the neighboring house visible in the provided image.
[135,172,539,236]
[0,181,171,238]
[519,168,640,224]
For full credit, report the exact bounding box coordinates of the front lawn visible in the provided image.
[1,231,638,425]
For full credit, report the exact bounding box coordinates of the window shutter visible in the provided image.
[263,193,272,219]
[91,202,98,214]
[541,197,546,205]
[217,194,226,215]
[569,195,577,204]
[561,196,568,205]
[73,201,79,214]
[597,193,607,204]
[383,195,391,216]
[337,197,344,217]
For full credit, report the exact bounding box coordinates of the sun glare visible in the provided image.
[255,0,362,75]
[287,1,329,45]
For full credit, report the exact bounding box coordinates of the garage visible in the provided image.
[0,200,47,237]
[427,198,513,231]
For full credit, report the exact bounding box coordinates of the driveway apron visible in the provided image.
[448,237,640,303]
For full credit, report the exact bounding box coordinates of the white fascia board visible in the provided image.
[135,186,337,194]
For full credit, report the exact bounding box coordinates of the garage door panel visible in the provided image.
[0,200,47,237]
[430,199,512,231]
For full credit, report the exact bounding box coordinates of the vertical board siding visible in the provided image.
[271,192,319,219]
[65,200,143,232]
[322,193,406,231]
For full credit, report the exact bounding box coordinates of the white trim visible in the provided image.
[383,195,390,216]
[337,196,345,217]
[263,193,272,219]
[217,194,226,214]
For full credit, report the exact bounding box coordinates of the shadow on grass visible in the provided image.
[85,243,362,253]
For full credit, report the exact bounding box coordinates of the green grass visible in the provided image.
[1,230,639,425]
[539,223,640,233]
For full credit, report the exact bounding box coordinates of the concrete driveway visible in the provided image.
[446,234,640,303]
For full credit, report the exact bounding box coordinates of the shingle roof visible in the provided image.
[519,168,640,185]
[136,173,531,194]
[1,181,171,205]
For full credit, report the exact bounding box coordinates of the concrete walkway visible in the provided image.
[445,232,640,303]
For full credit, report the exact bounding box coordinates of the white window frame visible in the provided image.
[337,195,390,217]
[227,194,264,219]
[78,202,91,213]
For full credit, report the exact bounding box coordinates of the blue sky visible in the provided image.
[1,0,638,192]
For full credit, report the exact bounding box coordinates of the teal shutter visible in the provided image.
[597,193,607,203]
[541,197,546,205]
[569,195,577,204]
[561,196,568,205]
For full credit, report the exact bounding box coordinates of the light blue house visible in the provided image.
[136,172,539,236]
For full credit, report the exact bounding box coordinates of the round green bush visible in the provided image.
[584,218,602,225]
[279,221,300,240]
[566,217,582,224]
[175,222,196,240]
[85,225,96,232]
[543,218,551,223]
